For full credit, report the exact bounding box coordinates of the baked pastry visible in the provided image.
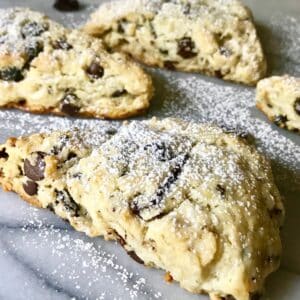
[0,118,284,300]
[256,75,300,133]
[0,8,153,119]
[0,129,116,236]
[84,0,266,85]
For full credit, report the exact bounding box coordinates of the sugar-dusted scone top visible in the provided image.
[0,8,153,119]
[84,0,266,85]
[0,129,116,237]
[256,75,300,133]
[0,118,284,300]
[67,118,283,300]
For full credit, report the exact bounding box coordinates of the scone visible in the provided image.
[0,129,117,237]
[0,8,153,119]
[256,75,300,133]
[84,0,266,85]
[0,118,284,300]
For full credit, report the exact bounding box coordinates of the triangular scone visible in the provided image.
[256,75,300,133]
[0,8,153,119]
[0,129,116,237]
[66,119,283,300]
[0,119,284,300]
[84,0,266,85]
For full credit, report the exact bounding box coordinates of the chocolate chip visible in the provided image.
[268,208,283,219]
[144,142,174,162]
[18,99,27,106]
[86,61,104,79]
[216,184,226,196]
[53,0,80,11]
[183,3,191,14]
[117,22,125,34]
[294,98,300,116]
[25,41,43,62]
[215,70,223,79]
[111,89,127,98]
[221,296,236,300]
[46,203,55,212]
[24,152,46,181]
[164,61,176,71]
[53,38,73,50]
[0,148,8,159]
[159,49,169,55]
[116,233,127,247]
[273,115,288,127]
[67,152,77,160]
[250,292,261,300]
[23,180,38,196]
[21,21,48,38]
[127,251,144,264]
[0,67,24,82]
[220,47,232,57]
[60,93,80,115]
[177,37,197,59]
[131,154,189,216]
[55,189,80,217]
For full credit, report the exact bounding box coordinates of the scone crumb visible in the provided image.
[164,272,173,283]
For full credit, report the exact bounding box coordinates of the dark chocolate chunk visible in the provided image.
[144,142,174,162]
[273,115,288,127]
[46,203,55,212]
[23,180,38,196]
[215,70,223,79]
[216,184,226,196]
[183,3,191,14]
[25,41,43,62]
[53,0,80,11]
[67,152,77,160]
[117,22,125,34]
[60,93,80,115]
[221,296,236,300]
[53,38,73,50]
[177,37,197,59]
[250,292,261,300]
[268,207,283,219]
[220,47,232,57]
[0,67,24,82]
[159,49,169,55]
[130,154,189,216]
[127,250,144,264]
[111,89,128,98]
[55,189,80,217]
[0,148,8,159]
[18,99,27,106]
[24,152,46,181]
[86,61,104,79]
[164,60,176,71]
[294,98,300,116]
[21,21,48,38]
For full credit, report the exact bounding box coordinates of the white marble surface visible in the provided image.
[0,1,299,299]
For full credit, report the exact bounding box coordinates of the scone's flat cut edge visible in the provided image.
[0,118,284,300]
[256,75,300,133]
[84,0,267,85]
[0,7,153,119]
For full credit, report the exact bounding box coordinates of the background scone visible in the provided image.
[256,75,300,133]
[84,0,266,85]
[0,8,153,119]
[0,118,284,300]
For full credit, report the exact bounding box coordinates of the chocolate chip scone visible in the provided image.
[256,75,300,133]
[0,118,284,299]
[0,129,117,237]
[66,118,283,300]
[0,8,153,119]
[84,0,266,85]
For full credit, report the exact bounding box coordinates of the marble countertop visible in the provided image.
[0,1,299,299]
